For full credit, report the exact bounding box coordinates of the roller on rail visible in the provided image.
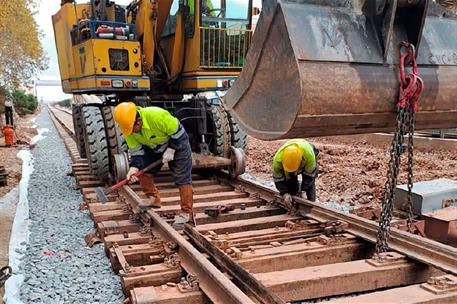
[53,0,254,180]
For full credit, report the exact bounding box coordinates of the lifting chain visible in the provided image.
[375,42,424,254]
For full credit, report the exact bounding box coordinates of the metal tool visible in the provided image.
[96,159,162,204]
[204,205,235,218]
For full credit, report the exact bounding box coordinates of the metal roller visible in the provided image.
[224,0,457,140]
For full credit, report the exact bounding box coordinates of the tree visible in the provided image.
[0,0,48,89]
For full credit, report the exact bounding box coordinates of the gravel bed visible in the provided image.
[18,110,123,303]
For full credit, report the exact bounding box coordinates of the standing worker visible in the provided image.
[272,139,319,206]
[114,102,193,228]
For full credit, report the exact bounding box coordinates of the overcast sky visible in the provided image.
[35,0,261,102]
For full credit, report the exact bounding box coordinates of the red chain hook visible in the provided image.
[398,42,423,111]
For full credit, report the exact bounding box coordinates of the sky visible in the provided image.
[35,0,261,102]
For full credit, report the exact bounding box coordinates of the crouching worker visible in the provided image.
[114,102,193,228]
[273,139,319,206]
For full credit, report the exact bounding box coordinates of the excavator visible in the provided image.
[53,0,254,181]
[52,0,457,182]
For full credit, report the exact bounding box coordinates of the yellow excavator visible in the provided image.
[53,0,457,182]
[53,0,254,180]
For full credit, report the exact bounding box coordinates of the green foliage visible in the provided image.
[0,0,48,89]
[57,99,71,108]
[7,89,38,115]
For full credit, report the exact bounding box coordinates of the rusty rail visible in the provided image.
[49,106,457,303]
[229,175,457,275]
[118,186,254,304]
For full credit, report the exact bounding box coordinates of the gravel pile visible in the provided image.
[17,111,123,303]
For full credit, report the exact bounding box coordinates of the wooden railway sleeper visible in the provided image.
[52,107,457,303]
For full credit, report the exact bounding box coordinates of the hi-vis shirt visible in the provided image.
[124,107,183,155]
[272,139,317,182]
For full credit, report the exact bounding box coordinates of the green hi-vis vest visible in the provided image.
[189,0,214,16]
[124,107,179,155]
[272,139,316,182]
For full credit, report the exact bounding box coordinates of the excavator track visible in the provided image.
[49,106,457,304]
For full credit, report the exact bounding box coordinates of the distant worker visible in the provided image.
[273,139,319,205]
[114,102,193,228]
[5,98,14,126]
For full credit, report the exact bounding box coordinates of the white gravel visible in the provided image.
[17,110,123,304]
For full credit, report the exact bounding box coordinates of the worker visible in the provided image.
[113,102,193,228]
[5,98,13,126]
[272,139,319,206]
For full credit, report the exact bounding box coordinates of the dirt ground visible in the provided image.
[245,135,457,209]
[0,113,37,299]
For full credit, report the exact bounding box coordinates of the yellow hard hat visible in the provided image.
[114,102,137,135]
[282,144,303,172]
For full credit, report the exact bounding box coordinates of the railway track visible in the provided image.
[48,106,457,304]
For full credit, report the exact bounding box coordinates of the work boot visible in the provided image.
[138,174,161,208]
[172,213,190,230]
[172,184,194,230]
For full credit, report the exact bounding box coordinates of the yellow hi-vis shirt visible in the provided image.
[124,107,180,155]
[272,139,316,182]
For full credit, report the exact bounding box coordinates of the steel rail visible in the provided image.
[229,174,457,275]
[185,225,286,304]
[50,105,268,303]
[50,104,457,302]
[48,107,76,138]
[118,186,255,304]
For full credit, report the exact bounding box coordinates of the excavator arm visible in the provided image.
[224,0,457,140]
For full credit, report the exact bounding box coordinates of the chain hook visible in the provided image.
[375,41,424,253]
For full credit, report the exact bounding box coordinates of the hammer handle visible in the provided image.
[111,159,163,192]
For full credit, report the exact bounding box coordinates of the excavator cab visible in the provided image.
[199,0,252,68]
[53,1,150,94]
[148,0,253,92]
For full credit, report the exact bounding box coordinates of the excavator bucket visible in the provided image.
[224,0,457,140]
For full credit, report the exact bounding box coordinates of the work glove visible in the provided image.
[282,193,293,210]
[163,148,176,162]
[127,167,139,184]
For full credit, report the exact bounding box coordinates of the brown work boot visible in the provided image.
[172,184,194,229]
[138,173,161,208]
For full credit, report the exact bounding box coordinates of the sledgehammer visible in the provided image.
[95,159,162,204]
